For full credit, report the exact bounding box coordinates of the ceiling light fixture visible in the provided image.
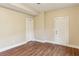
[36,3,40,4]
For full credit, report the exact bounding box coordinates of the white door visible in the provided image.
[26,17,35,41]
[54,16,69,44]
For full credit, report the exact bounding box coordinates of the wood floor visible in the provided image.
[0,41,79,56]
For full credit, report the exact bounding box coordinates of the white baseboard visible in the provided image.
[31,40,79,49]
[48,41,79,49]
[0,39,79,52]
[0,41,27,52]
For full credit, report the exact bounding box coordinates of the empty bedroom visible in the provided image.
[0,3,79,56]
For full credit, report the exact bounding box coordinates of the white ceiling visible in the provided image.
[0,3,38,16]
[22,3,79,12]
[0,3,79,16]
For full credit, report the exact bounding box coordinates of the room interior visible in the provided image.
[0,3,79,56]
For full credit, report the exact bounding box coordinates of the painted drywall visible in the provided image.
[34,6,79,46]
[0,6,29,49]
[33,12,46,41]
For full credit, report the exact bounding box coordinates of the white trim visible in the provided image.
[48,41,79,49]
[32,40,79,49]
[0,4,38,16]
[0,40,79,52]
[26,17,35,41]
[0,41,27,52]
[54,16,69,44]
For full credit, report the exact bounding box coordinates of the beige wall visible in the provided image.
[34,6,79,46]
[0,7,29,49]
[34,12,45,41]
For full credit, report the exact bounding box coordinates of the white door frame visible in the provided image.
[54,16,69,45]
[26,16,35,41]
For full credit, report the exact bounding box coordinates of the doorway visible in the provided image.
[26,16,35,41]
[54,16,69,45]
